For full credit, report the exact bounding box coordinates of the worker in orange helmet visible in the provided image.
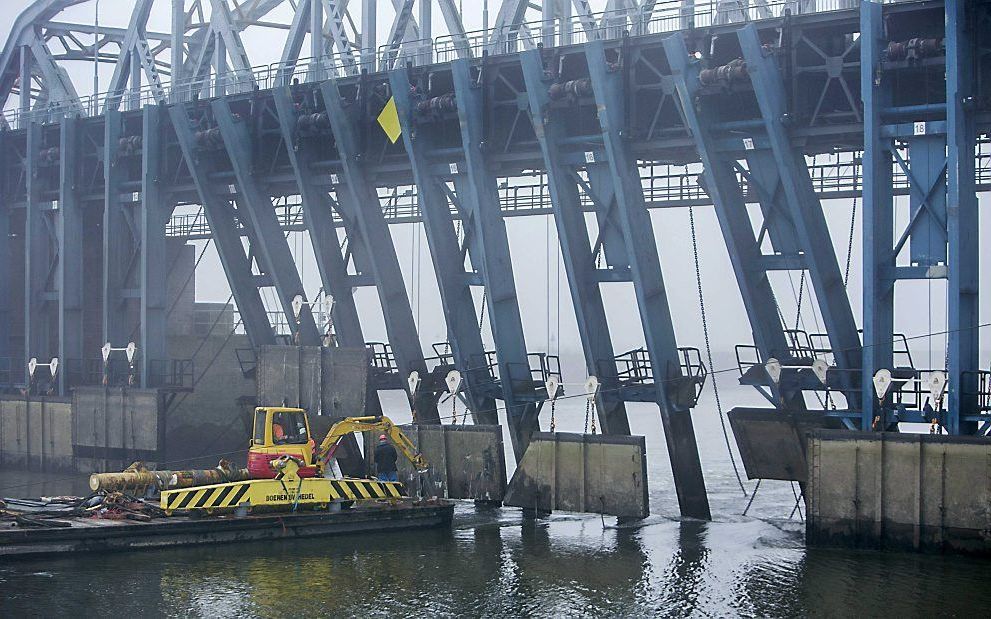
[272,422,286,443]
[374,434,399,482]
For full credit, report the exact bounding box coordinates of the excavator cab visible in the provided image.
[248,407,318,479]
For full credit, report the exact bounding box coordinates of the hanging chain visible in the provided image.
[590,398,597,435]
[689,206,748,497]
[843,196,857,287]
[549,399,556,433]
[584,399,591,433]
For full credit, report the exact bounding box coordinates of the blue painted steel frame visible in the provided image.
[167,103,277,349]
[318,77,438,421]
[585,39,710,520]
[945,0,979,434]
[58,115,83,393]
[738,25,862,405]
[452,59,541,449]
[859,0,893,431]
[140,105,170,385]
[271,87,365,350]
[518,48,631,436]
[664,33,800,410]
[24,118,50,379]
[210,98,322,346]
[387,65,501,429]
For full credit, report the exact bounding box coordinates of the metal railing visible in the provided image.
[2,0,893,128]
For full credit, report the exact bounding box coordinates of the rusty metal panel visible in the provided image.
[398,424,507,503]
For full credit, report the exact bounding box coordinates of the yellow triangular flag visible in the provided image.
[377,96,402,144]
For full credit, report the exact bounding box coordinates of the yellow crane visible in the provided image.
[161,408,428,516]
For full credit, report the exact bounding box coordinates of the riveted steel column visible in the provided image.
[386,68,499,428]
[859,0,893,430]
[24,118,51,374]
[519,49,631,435]
[0,133,9,361]
[272,87,364,349]
[167,104,276,348]
[103,109,136,355]
[945,0,979,434]
[738,25,862,398]
[585,40,710,520]
[318,78,437,421]
[58,116,84,394]
[450,58,542,447]
[664,33,799,409]
[210,98,321,346]
[140,105,170,385]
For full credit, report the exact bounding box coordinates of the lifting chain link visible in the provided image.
[584,399,591,433]
[590,399,597,435]
[549,399,556,433]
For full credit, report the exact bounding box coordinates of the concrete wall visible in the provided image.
[165,333,255,466]
[0,397,73,471]
[807,431,991,556]
[503,433,649,520]
[72,387,161,472]
[256,345,368,417]
[397,424,507,502]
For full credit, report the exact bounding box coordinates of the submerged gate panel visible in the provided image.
[398,424,507,503]
[503,433,649,519]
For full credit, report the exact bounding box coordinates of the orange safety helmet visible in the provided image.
[273,423,286,440]
[378,434,388,442]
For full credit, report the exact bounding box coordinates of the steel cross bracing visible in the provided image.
[0,0,989,517]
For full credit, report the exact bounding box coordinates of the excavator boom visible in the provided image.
[317,416,428,472]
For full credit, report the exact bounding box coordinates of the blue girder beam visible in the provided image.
[167,103,276,349]
[518,48,631,436]
[945,0,980,434]
[318,77,438,421]
[387,65,500,429]
[664,33,800,410]
[859,1,893,430]
[738,25,862,400]
[57,115,83,394]
[459,59,545,446]
[140,105,170,386]
[585,39,710,520]
[449,58,543,445]
[24,119,52,378]
[272,86,364,349]
[210,98,322,346]
[103,109,142,368]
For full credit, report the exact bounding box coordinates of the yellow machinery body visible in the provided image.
[161,457,406,515]
[160,409,426,515]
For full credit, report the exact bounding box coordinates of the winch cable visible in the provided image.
[689,206,747,497]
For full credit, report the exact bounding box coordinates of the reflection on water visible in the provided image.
[2,501,989,617]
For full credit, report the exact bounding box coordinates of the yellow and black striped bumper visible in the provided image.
[161,477,407,514]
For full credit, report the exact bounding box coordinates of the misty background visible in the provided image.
[1,0,988,392]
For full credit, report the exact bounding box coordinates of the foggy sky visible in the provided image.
[1,0,988,380]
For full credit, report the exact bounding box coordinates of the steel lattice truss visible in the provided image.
[0,0,818,122]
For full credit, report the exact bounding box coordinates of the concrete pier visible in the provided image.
[807,431,991,556]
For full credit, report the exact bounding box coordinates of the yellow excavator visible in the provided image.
[161,408,428,516]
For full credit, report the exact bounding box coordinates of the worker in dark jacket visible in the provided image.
[374,434,399,482]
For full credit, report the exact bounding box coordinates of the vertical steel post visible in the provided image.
[140,105,169,386]
[519,49,631,435]
[318,78,437,420]
[24,119,48,380]
[166,105,276,348]
[386,67,500,428]
[945,0,979,434]
[664,33,799,409]
[58,116,84,394]
[584,40,710,519]
[738,25,862,399]
[210,99,322,346]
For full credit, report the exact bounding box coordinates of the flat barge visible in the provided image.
[0,500,454,559]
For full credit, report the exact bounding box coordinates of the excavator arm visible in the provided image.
[317,416,429,473]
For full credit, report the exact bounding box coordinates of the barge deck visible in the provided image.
[0,500,454,559]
